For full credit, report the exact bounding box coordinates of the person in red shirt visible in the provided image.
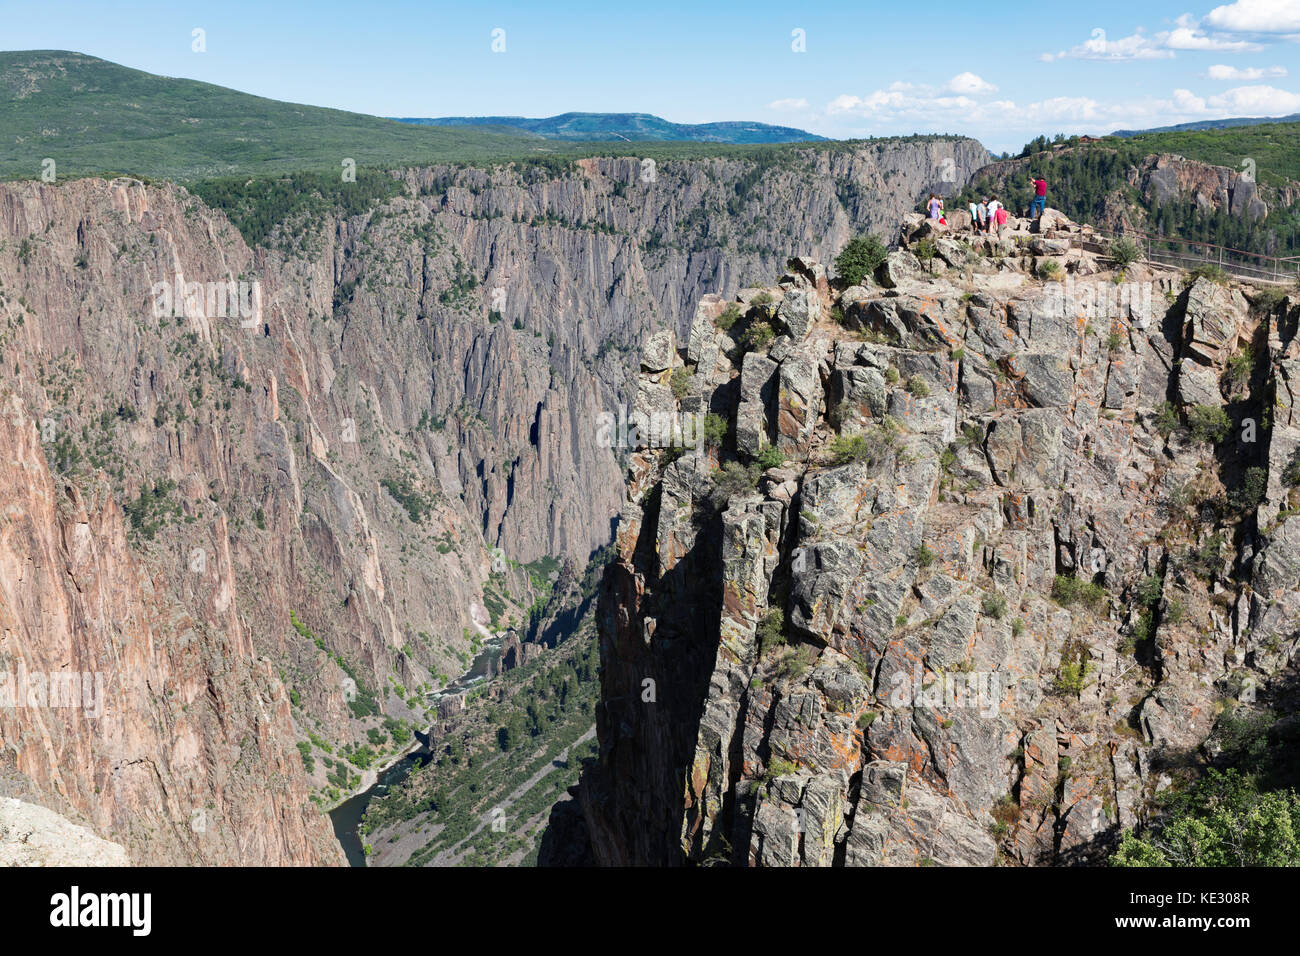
[1030,175,1047,218]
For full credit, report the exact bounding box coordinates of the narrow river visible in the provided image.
[328,637,503,867]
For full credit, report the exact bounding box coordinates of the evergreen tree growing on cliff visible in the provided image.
[835,235,888,286]
[1112,770,1300,866]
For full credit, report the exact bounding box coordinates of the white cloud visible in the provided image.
[826,93,867,114]
[1206,63,1288,78]
[933,95,980,110]
[1205,0,1300,34]
[1164,25,1264,51]
[1208,82,1300,112]
[1015,97,1106,122]
[1041,15,1271,61]
[766,98,810,111]
[1040,27,1173,60]
[821,83,1106,126]
[1170,88,1209,111]
[814,75,1300,152]
[947,72,998,95]
[822,83,983,120]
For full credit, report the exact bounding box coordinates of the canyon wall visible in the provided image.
[0,137,986,862]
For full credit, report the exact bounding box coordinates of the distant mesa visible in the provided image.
[392,112,828,145]
[1113,113,1300,137]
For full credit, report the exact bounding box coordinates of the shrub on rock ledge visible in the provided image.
[834,234,888,286]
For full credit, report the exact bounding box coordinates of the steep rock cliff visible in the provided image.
[573,211,1300,866]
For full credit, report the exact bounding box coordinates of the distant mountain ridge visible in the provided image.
[393,112,827,144]
[0,49,560,180]
[0,51,828,181]
[1113,114,1300,136]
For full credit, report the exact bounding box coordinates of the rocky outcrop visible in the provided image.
[572,215,1300,866]
[1137,153,1267,222]
[0,798,130,866]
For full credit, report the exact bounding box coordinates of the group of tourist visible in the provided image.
[924,174,1049,238]
[969,196,1008,235]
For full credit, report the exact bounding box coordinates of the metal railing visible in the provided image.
[1085,229,1300,285]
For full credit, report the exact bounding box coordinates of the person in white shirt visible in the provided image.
[986,196,1003,236]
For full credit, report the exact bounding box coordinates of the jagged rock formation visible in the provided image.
[572,210,1300,866]
[0,138,986,863]
[1136,153,1267,222]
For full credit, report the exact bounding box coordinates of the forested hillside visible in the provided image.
[961,125,1300,259]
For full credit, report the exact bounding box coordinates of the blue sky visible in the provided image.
[2,0,1299,152]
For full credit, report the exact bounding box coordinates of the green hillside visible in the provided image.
[962,124,1300,257]
[0,51,849,184]
[1111,122,1300,187]
[0,50,583,181]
